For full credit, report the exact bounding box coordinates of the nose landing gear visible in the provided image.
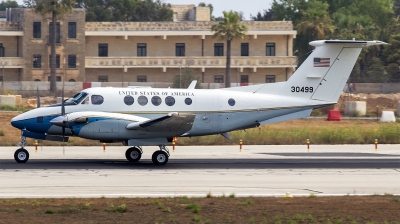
[14,135,29,163]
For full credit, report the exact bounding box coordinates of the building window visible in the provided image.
[98,44,108,57]
[33,54,41,68]
[214,43,224,56]
[137,75,147,82]
[0,76,3,81]
[0,43,4,57]
[98,76,108,82]
[33,22,41,38]
[266,75,276,83]
[137,43,147,57]
[47,76,61,81]
[240,75,249,84]
[68,54,76,68]
[214,75,224,83]
[266,43,276,56]
[68,79,76,82]
[68,22,76,38]
[241,43,249,56]
[49,54,60,68]
[176,43,185,57]
[48,22,60,43]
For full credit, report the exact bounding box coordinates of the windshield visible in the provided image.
[66,92,88,104]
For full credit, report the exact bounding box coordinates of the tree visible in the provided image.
[76,0,173,22]
[25,0,76,92]
[211,11,247,88]
[0,0,19,10]
[295,0,334,41]
[172,68,202,89]
[251,8,275,21]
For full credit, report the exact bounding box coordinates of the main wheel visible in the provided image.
[125,147,142,162]
[14,148,29,163]
[151,151,169,165]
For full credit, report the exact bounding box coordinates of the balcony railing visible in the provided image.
[0,57,24,68]
[85,56,297,68]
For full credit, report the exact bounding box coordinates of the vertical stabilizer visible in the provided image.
[279,40,386,102]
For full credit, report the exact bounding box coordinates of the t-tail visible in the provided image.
[280,40,386,102]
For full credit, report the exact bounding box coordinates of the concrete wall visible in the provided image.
[345,83,400,94]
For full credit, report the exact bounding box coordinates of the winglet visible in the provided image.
[187,80,197,89]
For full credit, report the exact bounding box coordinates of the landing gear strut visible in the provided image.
[14,135,29,163]
[151,145,169,165]
[125,146,142,162]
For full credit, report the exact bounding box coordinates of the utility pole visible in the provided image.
[0,58,4,93]
[179,65,182,88]
[122,59,124,87]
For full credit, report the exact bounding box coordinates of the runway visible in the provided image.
[0,145,399,197]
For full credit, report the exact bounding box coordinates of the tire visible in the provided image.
[125,147,142,162]
[14,148,29,163]
[151,151,168,165]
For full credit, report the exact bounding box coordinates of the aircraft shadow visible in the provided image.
[0,158,399,170]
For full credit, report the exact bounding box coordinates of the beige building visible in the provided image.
[0,5,297,86]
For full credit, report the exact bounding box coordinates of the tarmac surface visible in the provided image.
[0,145,399,198]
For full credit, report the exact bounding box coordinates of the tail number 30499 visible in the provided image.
[291,86,314,93]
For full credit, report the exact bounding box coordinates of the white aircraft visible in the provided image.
[11,40,385,165]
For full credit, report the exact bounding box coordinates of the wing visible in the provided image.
[126,112,196,134]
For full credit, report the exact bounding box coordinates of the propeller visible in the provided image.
[36,86,40,108]
[61,71,65,155]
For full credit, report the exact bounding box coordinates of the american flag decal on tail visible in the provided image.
[314,57,330,67]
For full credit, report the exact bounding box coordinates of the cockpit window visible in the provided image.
[67,92,88,104]
[91,95,104,105]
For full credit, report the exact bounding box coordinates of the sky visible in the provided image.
[13,0,275,20]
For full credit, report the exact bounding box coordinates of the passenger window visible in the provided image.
[165,96,175,106]
[228,98,235,106]
[138,96,148,106]
[124,95,134,105]
[151,96,162,106]
[91,95,104,105]
[185,98,192,105]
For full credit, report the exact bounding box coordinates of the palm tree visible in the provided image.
[32,0,75,92]
[295,0,334,41]
[212,11,247,88]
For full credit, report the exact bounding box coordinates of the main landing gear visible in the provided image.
[14,135,29,163]
[124,145,170,165]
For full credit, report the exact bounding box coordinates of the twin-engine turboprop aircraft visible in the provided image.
[11,40,385,165]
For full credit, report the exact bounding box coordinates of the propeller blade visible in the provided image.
[36,86,40,108]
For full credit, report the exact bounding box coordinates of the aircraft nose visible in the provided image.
[11,115,25,129]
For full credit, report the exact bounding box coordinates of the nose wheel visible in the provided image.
[14,148,29,163]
